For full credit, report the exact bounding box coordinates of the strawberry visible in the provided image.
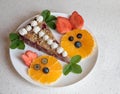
[56,17,72,34]
[21,54,32,67]
[21,50,38,67]
[25,50,38,60]
[69,11,84,29]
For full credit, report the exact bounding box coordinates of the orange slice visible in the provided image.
[28,55,62,84]
[61,29,95,58]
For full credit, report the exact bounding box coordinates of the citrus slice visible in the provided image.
[61,29,95,58]
[28,55,62,84]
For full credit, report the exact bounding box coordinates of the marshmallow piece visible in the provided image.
[43,35,49,41]
[36,15,43,23]
[47,39,53,45]
[25,25,32,31]
[51,42,58,49]
[62,51,68,57]
[18,28,27,36]
[39,30,45,37]
[57,47,64,54]
[33,26,41,34]
[30,20,38,27]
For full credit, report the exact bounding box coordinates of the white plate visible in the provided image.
[9,12,98,88]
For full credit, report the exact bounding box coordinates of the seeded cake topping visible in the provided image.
[51,42,58,49]
[25,25,32,31]
[33,26,41,34]
[47,39,53,45]
[36,15,44,22]
[18,28,27,36]
[57,47,64,54]
[30,20,38,27]
[43,35,49,41]
[39,31,45,37]
[62,51,68,57]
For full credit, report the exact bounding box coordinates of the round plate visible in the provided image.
[9,12,98,88]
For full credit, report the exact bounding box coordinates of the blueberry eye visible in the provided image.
[68,36,74,41]
[43,67,49,74]
[74,41,82,48]
[41,58,48,64]
[33,64,40,70]
[77,33,82,39]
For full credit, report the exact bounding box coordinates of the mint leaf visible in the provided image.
[9,33,19,41]
[63,64,71,75]
[71,64,82,74]
[46,15,56,23]
[70,55,81,64]
[10,39,19,49]
[41,10,50,21]
[47,21,56,29]
[18,40,25,49]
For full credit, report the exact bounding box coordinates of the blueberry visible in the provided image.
[77,33,82,39]
[33,64,40,70]
[41,58,48,64]
[68,36,74,41]
[43,67,49,74]
[74,41,82,48]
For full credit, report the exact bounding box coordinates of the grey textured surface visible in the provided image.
[0,0,120,94]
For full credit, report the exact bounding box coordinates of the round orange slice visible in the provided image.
[28,55,62,84]
[61,29,95,58]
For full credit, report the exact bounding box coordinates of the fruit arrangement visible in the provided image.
[9,10,95,85]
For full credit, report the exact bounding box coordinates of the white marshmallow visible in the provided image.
[43,35,49,41]
[30,20,38,27]
[18,28,27,36]
[47,39,53,45]
[33,26,41,34]
[36,15,43,23]
[25,25,32,31]
[57,47,64,54]
[51,42,58,49]
[39,30,45,37]
[62,51,68,57]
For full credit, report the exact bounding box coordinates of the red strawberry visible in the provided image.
[25,50,38,60]
[21,54,32,67]
[56,17,72,34]
[69,11,84,29]
[21,50,38,67]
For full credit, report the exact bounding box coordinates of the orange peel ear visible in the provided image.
[60,29,95,58]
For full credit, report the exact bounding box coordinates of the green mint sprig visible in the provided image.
[63,55,82,75]
[9,33,25,50]
[41,10,56,29]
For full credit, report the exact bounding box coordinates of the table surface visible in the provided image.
[0,0,120,94]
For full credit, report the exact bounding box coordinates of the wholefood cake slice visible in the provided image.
[18,15,70,63]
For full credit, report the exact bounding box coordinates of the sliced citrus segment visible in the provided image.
[28,55,62,84]
[61,29,95,58]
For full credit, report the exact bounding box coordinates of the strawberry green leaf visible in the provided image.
[9,33,19,41]
[47,21,56,29]
[41,10,50,21]
[70,55,81,64]
[71,64,82,74]
[18,40,25,49]
[10,39,19,49]
[46,15,56,23]
[63,64,71,75]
